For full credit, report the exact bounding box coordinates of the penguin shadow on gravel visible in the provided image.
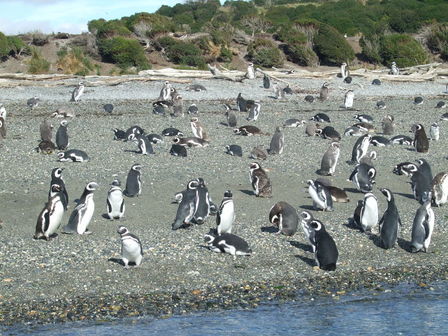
[394,192,415,200]
[295,254,316,267]
[239,189,255,196]
[289,240,314,253]
[298,204,317,211]
[108,257,126,266]
[261,226,279,234]
[343,217,361,231]
[397,237,412,252]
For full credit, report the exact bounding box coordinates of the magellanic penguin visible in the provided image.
[263,74,271,89]
[34,185,65,240]
[173,136,209,148]
[390,135,413,146]
[247,101,261,121]
[62,182,99,235]
[233,125,267,136]
[321,126,341,141]
[411,198,434,253]
[348,163,376,193]
[340,62,348,79]
[317,142,340,176]
[354,114,374,123]
[162,127,183,137]
[307,180,333,211]
[186,83,207,92]
[431,172,448,206]
[236,93,254,112]
[193,178,212,225]
[117,226,143,268]
[123,164,142,197]
[171,93,183,117]
[268,126,284,155]
[343,90,355,109]
[146,133,163,144]
[394,162,431,204]
[225,144,243,157]
[158,81,172,101]
[224,104,237,127]
[172,179,199,230]
[49,167,69,210]
[70,82,85,102]
[308,219,338,271]
[190,117,209,141]
[55,120,69,150]
[358,192,378,233]
[0,117,6,139]
[27,96,40,109]
[57,149,89,162]
[187,103,199,115]
[350,134,371,164]
[412,124,429,153]
[390,61,399,75]
[246,62,255,79]
[268,201,298,236]
[319,82,329,101]
[379,188,401,249]
[311,113,330,123]
[217,190,235,235]
[204,228,252,260]
[112,128,127,141]
[40,119,53,142]
[107,179,125,220]
[249,145,267,160]
[430,123,440,141]
[299,211,316,252]
[170,144,187,157]
[249,162,272,198]
[0,103,6,119]
[283,118,305,128]
[128,133,154,155]
[382,115,395,135]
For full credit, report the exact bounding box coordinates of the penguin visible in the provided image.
[354,114,373,123]
[51,108,75,119]
[370,136,390,147]
[348,163,376,193]
[34,184,65,240]
[187,103,199,115]
[146,134,163,144]
[350,134,371,164]
[0,103,6,119]
[432,172,448,206]
[376,101,386,109]
[411,198,434,253]
[379,188,401,249]
[390,61,399,75]
[435,101,446,109]
[304,95,315,103]
[327,185,350,203]
[117,226,143,268]
[307,180,333,211]
[173,136,209,148]
[268,201,298,236]
[159,81,172,101]
[372,79,381,85]
[305,123,321,137]
[249,162,272,198]
[247,101,261,121]
[193,178,211,225]
[353,122,375,134]
[107,179,125,220]
[233,125,265,136]
[308,219,338,271]
[37,140,56,154]
[112,128,127,141]
[172,179,199,230]
[125,125,144,139]
[57,149,89,162]
[217,190,235,235]
[390,134,413,145]
[40,119,53,142]
[62,182,99,235]
[171,93,183,117]
[319,82,329,101]
[170,144,187,157]
[27,96,40,109]
[0,117,6,139]
[409,167,432,204]
[129,133,154,155]
[430,123,440,141]
[311,113,330,123]
[246,62,255,79]
[49,167,69,210]
[103,103,114,113]
[263,74,271,89]
[340,62,348,79]
[321,126,341,141]
[249,145,267,160]
[416,158,433,182]
[153,101,168,116]
[185,83,207,91]
[70,82,85,102]
[412,124,429,153]
[55,120,69,150]
[224,104,237,127]
[236,93,250,112]
[414,96,424,105]
[382,115,395,135]
[317,142,340,176]
[204,228,252,260]
[343,90,354,109]
[268,126,284,155]
[352,200,363,229]
[226,144,243,157]
[440,112,448,121]
[344,126,365,137]
[283,85,293,95]
[299,211,316,252]
[273,82,284,100]
[358,192,378,233]
[123,164,142,197]
[393,161,418,177]
[283,118,305,128]
[190,117,208,140]
[360,151,377,166]
[162,127,183,137]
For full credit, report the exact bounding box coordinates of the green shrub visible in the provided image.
[157,36,206,68]
[247,38,284,68]
[28,47,50,74]
[98,37,150,70]
[313,24,354,65]
[6,36,26,57]
[56,47,94,75]
[125,13,174,37]
[218,45,233,62]
[276,24,318,66]
[380,34,427,67]
[426,23,448,61]
[0,32,9,59]
[360,34,382,64]
[88,19,131,38]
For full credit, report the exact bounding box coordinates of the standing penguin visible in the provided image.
[247,101,261,121]
[62,182,99,235]
[40,119,53,142]
[34,185,65,240]
[224,104,237,127]
[172,93,183,117]
[411,198,434,253]
[307,180,333,211]
[308,219,338,271]
[0,117,6,139]
[412,124,429,153]
[172,179,199,230]
[70,82,85,102]
[246,62,255,79]
[249,162,272,198]
[117,226,143,268]
[268,201,298,236]
[263,74,271,89]
[193,178,211,225]
[358,192,378,233]
[432,172,448,206]
[379,188,401,249]
[190,117,209,140]
[49,167,69,210]
[107,179,125,220]
[217,190,235,235]
[343,90,355,109]
[55,120,69,150]
[159,81,172,101]
[430,123,440,141]
[129,133,154,155]
[350,134,371,164]
[123,164,142,197]
[268,126,284,155]
[0,103,6,119]
[317,142,340,176]
[382,115,395,135]
[319,82,329,101]
[390,61,399,75]
[340,62,348,79]
[273,82,284,99]
[299,211,316,252]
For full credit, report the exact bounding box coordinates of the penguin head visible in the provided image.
[197,178,205,186]
[117,226,129,236]
[300,211,313,221]
[380,188,393,201]
[187,179,199,190]
[411,123,423,133]
[173,137,180,144]
[86,182,99,191]
[131,164,142,172]
[330,142,340,149]
[60,120,68,127]
[367,167,376,179]
[190,117,199,123]
[322,82,329,88]
[309,219,324,231]
[249,162,261,172]
[57,152,65,160]
[224,190,233,198]
[111,179,121,187]
[233,128,241,135]
[52,167,64,178]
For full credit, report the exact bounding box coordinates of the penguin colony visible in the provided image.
[3,66,446,277]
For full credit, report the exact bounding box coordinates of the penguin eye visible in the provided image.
[368,168,376,178]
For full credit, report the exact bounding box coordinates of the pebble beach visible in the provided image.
[1,72,448,327]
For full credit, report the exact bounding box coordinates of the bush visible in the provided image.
[218,45,233,62]
[276,24,319,66]
[98,37,150,70]
[426,23,448,61]
[88,19,132,39]
[380,34,427,67]
[247,38,284,68]
[28,47,50,74]
[56,47,94,75]
[313,24,355,65]
[0,32,9,59]
[125,13,175,37]
[7,36,26,57]
[157,36,206,69]
[360,34,382,64]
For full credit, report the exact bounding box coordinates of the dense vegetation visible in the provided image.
[1,0,448,73]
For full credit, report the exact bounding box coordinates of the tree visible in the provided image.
[241,15,272,37]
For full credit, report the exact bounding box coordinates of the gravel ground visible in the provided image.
[1,74,448,326]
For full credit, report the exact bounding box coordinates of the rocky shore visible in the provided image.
[1,73,448,327]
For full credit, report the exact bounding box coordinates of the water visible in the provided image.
[4,281,448,336]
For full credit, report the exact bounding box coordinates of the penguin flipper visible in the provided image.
[63,208,81,234]
[106,199,112,214]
